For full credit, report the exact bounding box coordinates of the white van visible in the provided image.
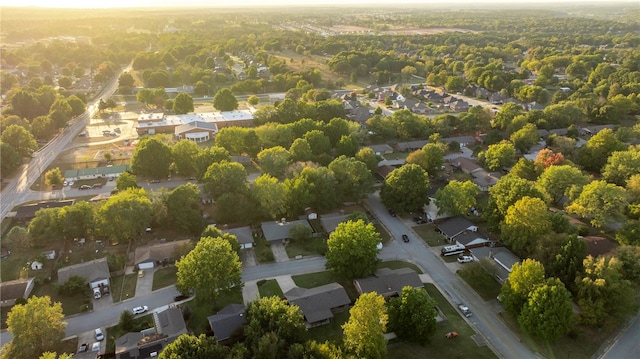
[93,287,102,299]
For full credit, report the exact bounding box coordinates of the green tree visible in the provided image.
[342,292,388,359]
[576,128,626,172]
[602,148,640,186]
[215,127,249,155]
[380,164,430,213]
[325,220,380,279]
[44,167,63,187]
[166,184,204,235]
[303,130,331,158]
[289,138,313,163]
[406,143,445,176]
[510,123,540,154]
[31,115,55,140]
[38,352,73,359]
[510,158,537,181]
[172,92,194,114]
[251,174,288,220]
[485,174,545,230]
[575,255,637,327]
[388,286,437,344]
[479,141,516,171]
[548,234,587,290]
[1,141,23,176]
[244,296,307,356]
[97,188,152,241]
[434,180,479,216]
[213,88,238,111]
[257,146,291,178]
[118,72,135,87]
[176,237,242,306]
[6,296,66,359]
[116,172,138,191]
[501,196,552,257]
[335,134,359,158]
[493,103,523,130]
[131,136,172,179]
[247,95,260,106]
[195,146,231,181]
[203,161,248,200]
[355,147,379,173]
[5,226,32,249]
[299,166,339,212]
[159,334,230,358]
[614,246,640,284]
[28,208,63,245]
[1,124,37,157]
[60,201,94,240]
[518,278,574,342]
[536,165,589,205]
[500,259,546,316]
[172,139,200,177]
[567,180,628,228]
[328,156,375,202]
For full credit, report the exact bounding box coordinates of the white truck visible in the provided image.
[441,243,466,256]
[93,287,102,299]
[458,304,472,318]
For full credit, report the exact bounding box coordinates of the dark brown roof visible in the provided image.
[354,268,422,297]
[14,200,74,221]
[582,236,618,257]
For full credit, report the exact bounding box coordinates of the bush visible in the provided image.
[58,275,87,296]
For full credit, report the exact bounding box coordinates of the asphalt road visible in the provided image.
[597,313,640,359]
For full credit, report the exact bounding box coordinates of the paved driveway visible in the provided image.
[270,243,290,262]
[241,248,257,267]
[135,267,157,296]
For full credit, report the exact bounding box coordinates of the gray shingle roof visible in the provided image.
[57,257,110,285]
[285,283,351,324]
[207,303,246,341]
[261,219,313,242]
[437,217,476,239]
[354,268,422,297]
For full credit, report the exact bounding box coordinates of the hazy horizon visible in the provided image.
[3,0,638,10]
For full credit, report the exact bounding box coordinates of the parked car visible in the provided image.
[78,343,88,353]
[132,305,149,315]
[458,304,472,318]
[388,209,396,217]
[68,181,75,187]
[91,183,103,189]
[413,217,426,224]
[94,328,104,341]
[150,179,160,183]
[91,342,100,352]
[138,269,145,278]
[402,234,410,243]
[63,180,68,186]
[79,185,91,190]
[457,255,474,263]
[113,127,121,133]
[101,285,110,296]
[445,331,459,339]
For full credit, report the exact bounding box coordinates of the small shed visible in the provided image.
[31,261,43,270]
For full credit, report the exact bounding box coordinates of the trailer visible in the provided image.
[441,243,465,256]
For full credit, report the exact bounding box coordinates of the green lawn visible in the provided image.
[152,266,177,290]
[292,271,335,289]
[307,310,349,343]
[254,238,275,263]
[378,260,423,274]
[257,279,283,298]
[110,274,138,303]
[457,262,502,301]
[31,282,92,316]
[374,222,391,243]
[285,237,327,258]
[413,224,448,247]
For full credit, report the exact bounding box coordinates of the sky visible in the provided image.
[4,0,637,9]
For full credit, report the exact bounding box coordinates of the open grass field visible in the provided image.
[257,279,283,298]
[457,262,502,301]
[270,50,364,89]
[285,237,327,258]
[152,266,177,291]
[111,273,138,303]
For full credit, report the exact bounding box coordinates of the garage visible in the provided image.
[90,278,109,289]
[240,243,253,249]
[137,261,155,270]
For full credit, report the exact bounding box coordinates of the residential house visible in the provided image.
[64,165,130,182]
[581,236,617,257]
[449,100,470,112]
[453,231,491,249]
[174,121,218,143]
[284,283,351,328]
[12,200,75,222]
[581,125,616,137]
[57,257,110,289]
[319,213,350,234]
[394,98,418,111]
[0,278,35,307]
[376,165,396,180]
[115,306,187,359]
[469,247,520,282]
[353,268,423,297]
[348,107,372,125]
[471,170,501,192]
[260,219,313,243]
[436,216,478,242]
[410,101,431,114]
[222,226,255,249]
[549,128,569,136]
[395,140,429,152]
[366,144,393,156]
[449,157,483,175]
[440,136,476,148]
[133,239,191,270]
[207,303,246,342]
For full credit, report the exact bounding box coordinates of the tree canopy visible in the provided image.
[213,88,238,111]
[388,286,438,344]
[325,219,380,279]
[380,164,430,213]
[130,136,173,179]
[342,292,388,359]
[434,180,479,216]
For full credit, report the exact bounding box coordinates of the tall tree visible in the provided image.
[172,92,194,114]
[576,128,626,172]
[130,136,172,179]
[536,165,589,205]
[172,139,200,177]
[518,278,574,342]
[5,296,66,359]
[97,188,152,242]
[44,167,63,187]
[1,141,23,176]
[501,196,552,258]
[244,296,307,356]
[434,180,479,216]
[342,292,388,359]
[28,208,63,245]
[567,180,628,228]
[355,147,379,173]
[251,174,288,220]
[485,174,545,230]
[257,146,291,178]
[289,138,313,163]
[500,259,546,316]
[510,123,540,154]
[195,146,231,181]
[602,148,640,186]
[548,234,587,291]
[202,161,248,200]
[299,166,339,212]
[159,334,230,358]
[479,140,516,171]
[60,201,94,240]
[1,124,37,157]
[176,237,242,306]
[116,172,138,191]
[406,143,445,176]
[213,88,238,111]
[325,220,380,279]
[380,164,430,213]
[328,156,375,202]
[166,184,204,235]
[388,286,438,344]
